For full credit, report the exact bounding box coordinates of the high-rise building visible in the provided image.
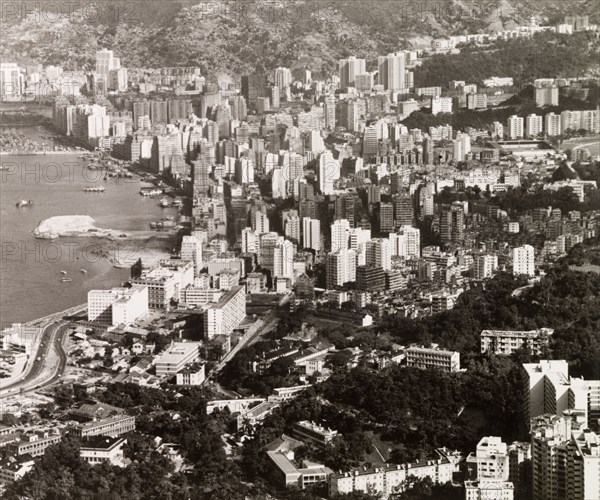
[365,239,391,271]
[526,114,543,138]
[545,112,562,136]
[535,86,559,107]
[149,101,168,125]
[241,73,268,101]
[180,235,203,273]
[507,115,524,139]
[512,244,534,276]
[356,265,386,292]
[254,210,270,235]
[531,413,600,500]
[331,219,351,252]
[431,96,453,115]
[474,254,498,279]
[440,202,464,244]
[378,52,408,91]
[324,95,336,130]
[302,218,321,252]
[362,125,379,158]
[395,193,414,227]
[379,202,395,233]
[274,67,292,100]
[326,249,356,289]
[318,151,340,195]
[283,210,301,243]
[423,136,434,165]
[389,226,420,258]
[338,56,366,88]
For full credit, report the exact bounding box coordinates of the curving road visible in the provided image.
[0,319,73,398]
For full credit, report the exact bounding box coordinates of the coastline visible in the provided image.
[33,215,178,268]
[0,150,84,156]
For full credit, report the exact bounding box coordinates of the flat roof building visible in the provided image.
[155,342,201,376]
[406,345,460,372]
[480,328,553,356]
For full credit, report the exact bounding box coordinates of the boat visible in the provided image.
[16,200,34,207]
[60,270,67,275]
[80,269,88,274]
[60,278,72,282]
[83,186,106,192]
[160,198,170,208]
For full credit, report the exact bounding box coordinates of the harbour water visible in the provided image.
[0,148,177,324]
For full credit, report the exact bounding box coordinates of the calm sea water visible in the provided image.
[0,139,176,324]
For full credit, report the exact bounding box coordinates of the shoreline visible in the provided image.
[0,150,85,156]
[33,215,178,268]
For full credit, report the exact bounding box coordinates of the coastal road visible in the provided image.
[0,315,77,398]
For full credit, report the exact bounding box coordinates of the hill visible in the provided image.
[1,0,599,79]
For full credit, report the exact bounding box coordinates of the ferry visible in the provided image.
[140,188,163,197]
[16,200,34,207]
[83,186,106,192]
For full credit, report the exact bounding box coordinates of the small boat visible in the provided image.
[60,278,72,282]
[16,200,34,207]
[80,269,88,274]
[160,198,170,208]
[60,270,67,275]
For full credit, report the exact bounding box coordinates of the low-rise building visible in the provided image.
[175,363,205,385]
[292,421,338,447]
[0,455,35,485]
[480,328,553,355]
[80,436,127,466]
[465,480,514,500]
[267,450,332,489]
[70,415,135,438]
[155,342,201,376]
[329,448,460,499]
[6,430,62,457]
[406,345,460,372]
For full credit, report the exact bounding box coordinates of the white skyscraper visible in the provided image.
[474,254,498,279]
[302,217,321,252]
[349,227,371,254]
[273,239,295,280]
[283,211,301,243]
[339,56,366,88]
[241,228,260,254]
[365,239,392,271]
[331,219,351,252]
[378,52,408,91]
[545,112,562,136]
[512,244,535,276]
[319,151,340,195]
[507,115,524,139]
[254,211,270,235]
[390,226,420,258]
[326,249,356,288]
[272,167,287,198]
[180,235,204,274]
[526,114,543,138]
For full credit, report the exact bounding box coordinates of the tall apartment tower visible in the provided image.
[440,202,464,244]
[512,244,535,277]
[531,413,600,500]
[338,56,366,89]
